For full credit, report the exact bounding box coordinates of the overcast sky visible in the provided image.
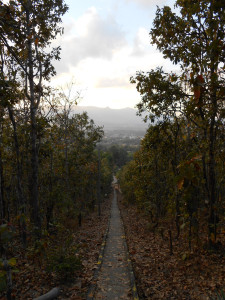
[51,0,177,109]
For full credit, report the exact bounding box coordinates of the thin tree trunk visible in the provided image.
[46,152,54,230]
[207,55,217,247]
[30,106,40,230]
[64,124,70,200]
[172,120,180,239]
[26,3,41,232]
[207,2,219,248]
[97,149,101,216]
[7,106,27,246]
[175,190,180,239]
[0,140,5,222]
[0,111,5,221]
[208,114,216,247]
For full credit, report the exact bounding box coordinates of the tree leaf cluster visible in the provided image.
[0,1,114,297]
[120,0,225,250]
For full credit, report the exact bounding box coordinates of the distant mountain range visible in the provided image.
[73,106,148,132]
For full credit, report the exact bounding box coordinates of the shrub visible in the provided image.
[47,253,81,281]
[46,236,81,282]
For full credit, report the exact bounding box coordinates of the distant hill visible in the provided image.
[73,106,148,132]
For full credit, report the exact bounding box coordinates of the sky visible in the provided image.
[51,0,177,109]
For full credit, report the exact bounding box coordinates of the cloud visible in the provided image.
[79,86,141,109]
[124,0,168,8]
[95,77,130,88]
[51,3,179,109]
[131,27,150,56]
[54,7,126,74]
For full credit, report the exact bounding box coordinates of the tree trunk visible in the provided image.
[207,52,218,247]
[172,120,180,239]
[207,2,219,248]
[0,111,5,221]
[26,3,41,232]
[175,191,180,239]
[46,152,54,230]
[208,113,216,247]
[8,106,27,246]
[97,149,101,216]
[0,147,5,222]
[30,106,40,230]
[3,257,12,300]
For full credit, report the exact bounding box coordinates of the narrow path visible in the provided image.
[94,189,133,299]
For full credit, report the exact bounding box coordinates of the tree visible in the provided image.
[108,145,131,169]
[131,0,225,247]
[0,0,68,231]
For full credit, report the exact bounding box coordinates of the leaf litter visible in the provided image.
[0,197,111,300]
[118,192,225,300]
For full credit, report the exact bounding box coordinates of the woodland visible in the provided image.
[0,0,224,299]
[0,0,114,298]
[118,0,225,298]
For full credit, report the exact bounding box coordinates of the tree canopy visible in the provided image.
[125,0,225,248]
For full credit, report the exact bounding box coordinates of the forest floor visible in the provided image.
[2,190,225,300]
[0,196,111,300]
[118,192,225,300]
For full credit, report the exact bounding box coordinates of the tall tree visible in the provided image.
[131,0,225,246]
[0,0,68,231]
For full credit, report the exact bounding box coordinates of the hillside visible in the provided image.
[74,106,148,132]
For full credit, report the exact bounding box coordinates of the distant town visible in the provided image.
[75,105,148,149]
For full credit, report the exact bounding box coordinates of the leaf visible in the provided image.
[196,74,204,84]
[180,223,185,230]
[182,253,187,261]
[177,178,184,190]
[12,269,19,273]
[8,258,16,267]
[191,154,202,161]
[210,233,216,243]
[35,38,39,45]
[194,86,200,99]
[0,224,7,233]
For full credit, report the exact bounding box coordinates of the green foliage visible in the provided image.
[0,0,113,296]
[100,151,114,197]
[0,224,14,248]
[108,145,131,169]
[0,224,14,293]
[47,253,81,282]
[131,67,186,122]
[126,0,225,248]
[0,268,7,293]
[46,237,81,282]
[27,236,49,263]
[0,257,19,293]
